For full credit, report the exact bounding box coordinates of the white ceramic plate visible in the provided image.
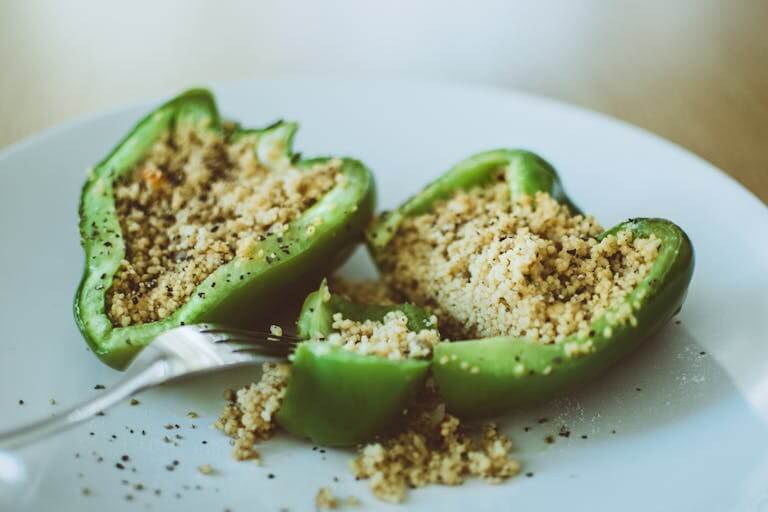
[1,79,767,512]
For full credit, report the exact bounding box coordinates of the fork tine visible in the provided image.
[229,339,296,355]
[212,335,287,344]
[217,336,300,350]
[198,324,303,342]
[231,346,297,356]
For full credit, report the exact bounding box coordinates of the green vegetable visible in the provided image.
[276,280,433,446]
[75,89,375,369]
[367,149,694,418]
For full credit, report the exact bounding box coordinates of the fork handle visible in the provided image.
[0,357,169,451]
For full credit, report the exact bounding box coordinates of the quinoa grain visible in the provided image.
[107,124,339,327]
[381,179,660,343]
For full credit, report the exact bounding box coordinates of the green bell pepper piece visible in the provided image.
[75,89,376,369]
[367,149,694,418]
[276,280,433,446]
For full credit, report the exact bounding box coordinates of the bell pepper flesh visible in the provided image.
[75,89,375,369]
[276,280,432,446]
[367,149,695,418]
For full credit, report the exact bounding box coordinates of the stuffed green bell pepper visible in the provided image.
[367,149,694,418]
[276,280,439,446]
[75,89,375,369]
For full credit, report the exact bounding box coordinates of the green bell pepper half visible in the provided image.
[276,280,434,446]
[75,89,376,369]
[367,149,694,418]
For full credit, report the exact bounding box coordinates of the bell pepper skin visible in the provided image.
[367,149,694,418]
[75,89,375,369]
[276,281,432,446]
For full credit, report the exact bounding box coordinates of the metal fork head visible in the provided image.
[134,323,302,379]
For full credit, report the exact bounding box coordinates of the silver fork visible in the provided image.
[0,324,301,451]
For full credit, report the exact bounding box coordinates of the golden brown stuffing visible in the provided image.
[381,178,660,342]
[107,123,340,327]
[214,362,291,461]
[350,383,520,503]
[326,311,440,359]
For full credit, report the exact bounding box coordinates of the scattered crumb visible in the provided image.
[129,398,140,406]
[215,363,291,461]
[315,487,359,509]
[187,411,199,419]
[315,487,338,509]
[198,464,214,475]
[350,384,520,503]
[269,325,283,337]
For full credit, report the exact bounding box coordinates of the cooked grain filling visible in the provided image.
[381,175,661,343]
[106,124,340,327]
[216,313,440,461]
[326,310,440,360]
[217,367,518,503]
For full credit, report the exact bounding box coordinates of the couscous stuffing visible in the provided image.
[214,171,662,505]
[380,176,660,342]
[215,311,439,461]
[325,310,441,360]
[350,382,520,503]
[106,123,341,327]
[215,362,291,461]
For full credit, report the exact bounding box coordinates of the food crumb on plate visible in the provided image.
[215,363,291,461]
[198,464,214,475]
[350,383,520,503]
[315,487,360,509]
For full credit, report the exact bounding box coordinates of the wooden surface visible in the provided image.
[1,0,765,203]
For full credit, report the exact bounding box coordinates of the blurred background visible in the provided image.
[0,0,765,203]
